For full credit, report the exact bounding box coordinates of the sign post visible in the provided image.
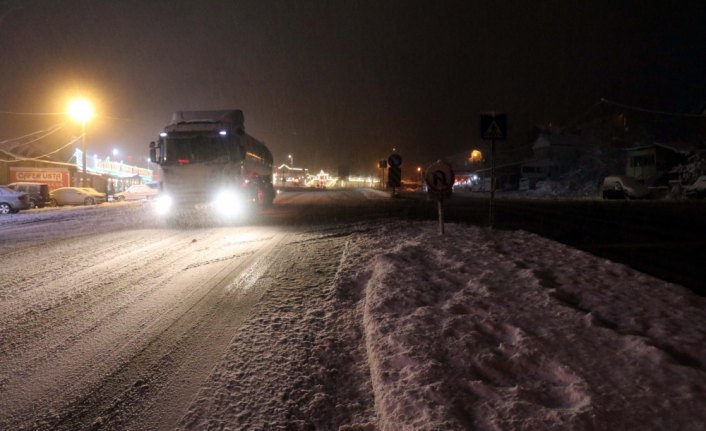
[424,160,455,235]
[480,112,507,229]
[378,159,387,190]
[387,153,402,196]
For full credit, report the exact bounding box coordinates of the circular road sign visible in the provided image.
[425,160,455,196]
[388,153,402,168]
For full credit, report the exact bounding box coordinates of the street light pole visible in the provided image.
[81,121,86,186]
[68,98,94,187]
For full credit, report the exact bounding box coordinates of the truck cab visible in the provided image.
[149,110,275,220]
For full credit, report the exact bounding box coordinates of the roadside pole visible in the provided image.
[490,137,496,228]
[480,112,507,229]
[424,160,455,235]
[387,153,402,197]
[378,159,387,190]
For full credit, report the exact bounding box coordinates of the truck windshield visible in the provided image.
[163,133,232,163]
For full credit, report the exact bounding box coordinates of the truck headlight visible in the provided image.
[155,194,173,215]
[213,190,244,217]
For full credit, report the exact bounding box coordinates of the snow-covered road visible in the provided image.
[1,191,705,430]
[0,204,314,429]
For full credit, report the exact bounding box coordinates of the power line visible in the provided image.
[0,135,82,163]
[0,123,67,146]
[0,110,147,124]
[100,115,148,124]
[561,100,605,129]
[0,110,66,116]
[600,98,706,118]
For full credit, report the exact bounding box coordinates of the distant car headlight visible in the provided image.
[155,194,173,215]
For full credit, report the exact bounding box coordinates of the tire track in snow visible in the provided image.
[0,226,288,430]
[0,230,188,354]
[178,226,377,430]
[6,228,292,431]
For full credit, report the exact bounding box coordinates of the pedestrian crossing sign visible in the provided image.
[480,113,507,140]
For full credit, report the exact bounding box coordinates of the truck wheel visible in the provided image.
[262,184,275,206]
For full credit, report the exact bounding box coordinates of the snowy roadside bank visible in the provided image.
[178,220,705,430]
[345,222,705,430]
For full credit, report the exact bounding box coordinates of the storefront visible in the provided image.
[74,149,155,195]
[9,166,71,190]
[1,148,76,189]
[2,148,155,194]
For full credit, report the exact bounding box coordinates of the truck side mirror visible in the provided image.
[149,140,165,163]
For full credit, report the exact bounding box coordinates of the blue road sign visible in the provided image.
[388,153,403,167]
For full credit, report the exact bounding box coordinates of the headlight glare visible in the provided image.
[213,190,244,218]
[155,194,173,215]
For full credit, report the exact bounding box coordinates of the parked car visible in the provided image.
[113,183,159,201]
[6,182,50,208]
[684,176,706,199]
[49,187,107,206]
[0,185,31,214]
[601,176,650,200]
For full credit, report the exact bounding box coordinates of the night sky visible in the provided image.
[1,0,704,175]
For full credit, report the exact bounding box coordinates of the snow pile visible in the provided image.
[339,222,706,430]
[524,176,601,200]
[673,151,706,185]
[182,219,706,430]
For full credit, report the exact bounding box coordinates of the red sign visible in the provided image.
[424,160,455,200]
[9,167,70,190]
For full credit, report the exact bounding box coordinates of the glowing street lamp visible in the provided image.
[68,98,95,186]
[288,154,293,167]
[469,149,483,163]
